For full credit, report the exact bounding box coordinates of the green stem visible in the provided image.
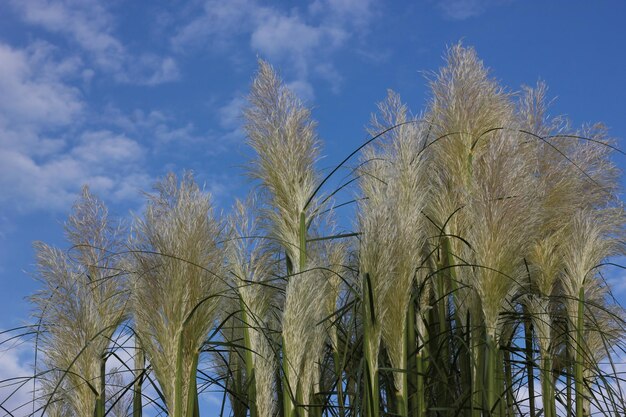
[333,345,346,417]
[416,351,426,417]
[240,303,257,417]
[567,346,572,417]
[133,343,144,417]
[363,273,380,417]
[471,319,484,417]
[497,347,505,417]
[485,334,497,417]
[541,356,553,417]
[234,358,247,417]
[94,354,106,417]
[523,310,536,417]
[435,237,451,408]
[465,313,476,417]
[407,301,417,417]
[394,310,409,417]
[185,351,199,417]
[503,348,513,417]
[575,287,585,417]
[174,334,184,417]
[276,360,285,417]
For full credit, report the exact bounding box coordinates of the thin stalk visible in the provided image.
[497,348,505,417]
[334,343,346,417]
[185,351,199,417]
[541,356,553,417]
[295,376,304,417]
[310,384,324,417]
[523,309,536,417]
[459,320,473,417]
[234,357,247,417]
[277,360,285,417]
[503,348,513,417]
[441,234,469,415]
[363,273,380,417]
[174,334,184,417]
[133,343,144,417]
[416,351,426,417]
[94,354,106,417]
[435,236,452,408]
[384,359,398,413]
[240,303,257,417]
[485,334,497,417]
[390,307,410,417]
[466,313,476,417]
[472,325,488,417]
[567,344,572,417]
[407,301,417,417]
[575,288,585,417]
[417,305,429,417]
[283,211,308,417]
[443,240,474,417]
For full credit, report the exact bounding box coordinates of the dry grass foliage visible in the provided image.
[11,44,626,417]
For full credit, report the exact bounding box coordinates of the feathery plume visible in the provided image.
[129,172,226,417]
[32,187,127,416]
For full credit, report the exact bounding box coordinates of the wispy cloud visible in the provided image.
[0,40,153,212]
[0,42,83,130]
[218,96,245,130]
[104,108,202,145]
[435,0,513,20]
[172,0,376,97]
[10,0,180,85]
[0,129,147,211]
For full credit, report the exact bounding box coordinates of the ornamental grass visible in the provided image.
[5,43,626,417]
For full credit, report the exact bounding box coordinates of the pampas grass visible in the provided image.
[129,172,226,417]
[32,186,127,417]
[5,43,626,417]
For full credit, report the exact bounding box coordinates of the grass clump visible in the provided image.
[4,43,626,417]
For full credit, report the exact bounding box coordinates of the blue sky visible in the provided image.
[1,0,626,413]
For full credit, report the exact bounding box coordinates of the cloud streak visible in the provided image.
[0,40,153,212]
[10,0,180,85]
[435,0,513,20]
[172,0,376,97]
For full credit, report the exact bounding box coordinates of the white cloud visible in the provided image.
[285,80,316,103]
[71,130,143,164]
[0,129,146,211]
[143,56,180,86]
[173,0,375,96]
[0,2,266,215]
[211,95,248,145]
[104,107,211,146]
[249,12,349,85]
[0,42,83,129]
[12,0,124,68]
[435,0,512,20]
[10,0,180,85]
[309,0,375,29]
[218,96,246,130]
[171,0,256,51]
[0,40,153,212]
